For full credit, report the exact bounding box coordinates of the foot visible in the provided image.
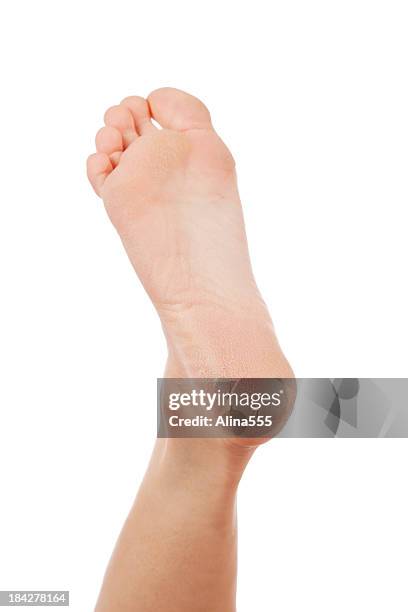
[87,88,292,380]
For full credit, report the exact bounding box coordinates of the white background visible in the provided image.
[1,1,407,610]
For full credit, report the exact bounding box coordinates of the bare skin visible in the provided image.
[87,88,292,611]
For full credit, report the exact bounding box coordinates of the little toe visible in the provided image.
[147,87,212,131]
[95,126,123,155]
[121,96,156,135]
[87,153,113,196]
[104,105,137,147]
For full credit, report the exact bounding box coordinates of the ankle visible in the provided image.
[151,439,255,492]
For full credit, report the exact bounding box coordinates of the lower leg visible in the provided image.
[95,439,253,612]
[95,323,289,612]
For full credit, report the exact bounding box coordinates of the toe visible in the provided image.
[109,151,122,168]
[87,153,113,196]
[104,105,137,147]
[121,96,156,135]
[147,87,212,131]
[95,126,123,155]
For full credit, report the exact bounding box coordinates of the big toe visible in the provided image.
[147,87,212,131]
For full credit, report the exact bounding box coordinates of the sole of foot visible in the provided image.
[87,87,293,448]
